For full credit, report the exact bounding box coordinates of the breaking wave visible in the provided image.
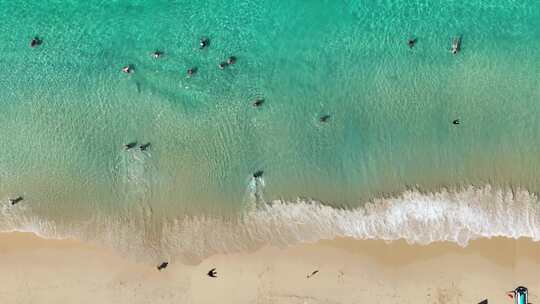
[2,185,540,262]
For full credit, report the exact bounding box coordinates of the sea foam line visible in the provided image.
[161,185,540,259]
[2,185,539,261]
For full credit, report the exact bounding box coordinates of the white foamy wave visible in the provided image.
[160,185,540,260]
[0,200,62,239]
[2,185,540,262]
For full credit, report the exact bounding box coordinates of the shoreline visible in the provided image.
[4,185,540,262]
[1,232,539,303]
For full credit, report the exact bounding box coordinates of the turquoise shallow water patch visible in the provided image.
[0,0,539,260]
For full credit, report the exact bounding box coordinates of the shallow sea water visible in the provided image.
[0,0,539,260]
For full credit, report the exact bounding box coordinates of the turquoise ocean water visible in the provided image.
[1,0,540,261]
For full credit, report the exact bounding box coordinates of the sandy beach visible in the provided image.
[2,1,540,303]
[0,232,538,304]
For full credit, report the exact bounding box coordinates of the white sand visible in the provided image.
[0,232,539,303]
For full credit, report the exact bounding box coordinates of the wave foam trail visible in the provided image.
[161,185,540,259]
[2,185,540,261]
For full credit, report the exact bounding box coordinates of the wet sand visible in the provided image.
[0,232,538,304]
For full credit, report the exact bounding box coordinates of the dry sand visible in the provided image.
[0,232,538,304]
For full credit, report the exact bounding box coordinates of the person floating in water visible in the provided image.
[124,141,137,150]
[227,56,237,65]
[140,143,151,151]
[187,67,197,76]
[207,268,217,278]
[157,262,168,271]
[253,170,264,178]
[122,65,134,74]
[451,36,462,54]
[253,98,264,107]
[9,196,23,206]
[407,38,417,48]
[218,62,228,70]
[199,37,209,49]
[320,115,331,123]
[152,50,163,58]
[30,37,42,48]
[452,119,460,125]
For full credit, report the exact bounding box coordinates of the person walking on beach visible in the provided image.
[9,196,23,205]
[157,262,168,271]
[307,270,319,278]
[207,268,217,278]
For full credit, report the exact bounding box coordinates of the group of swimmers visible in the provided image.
[407,35,462,54]
[121,37,237,77]
[16,33,462,208]
[124,141,151,151]
[18,34,468,283]
[30,37,42,48]
[407,35,462,124]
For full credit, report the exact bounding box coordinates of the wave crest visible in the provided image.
[2,185,540,262]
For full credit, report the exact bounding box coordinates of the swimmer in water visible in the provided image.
[140,143,151,151]
[122,65,134,74]
[319,115,331,123]
[199,37,209,49]
[227,56,237,65]
[253,98,264,107]
[187,67,197,76]
[152,50,163,58]
[451,36,462,54]
[218,62,228,70]
[253,170,264,178]
[452,119,460,125]
[124,141,137,150]
[30,37,42,48]
[407,38,417,48]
